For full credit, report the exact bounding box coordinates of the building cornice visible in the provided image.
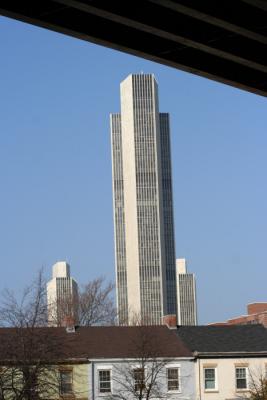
[193,351,267,359]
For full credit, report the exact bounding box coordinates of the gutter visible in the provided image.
[198,357,201,400]
[88,356,194,362]
[193,350,267,358]
[0,357,90,366]
[91,359,95,400]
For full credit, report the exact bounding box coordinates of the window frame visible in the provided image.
[97,366,112,395]
[59,368,73,396]
[203,366,218,392]
[235,366,248,391]
[166,364,181,393]
[133,367,146,394]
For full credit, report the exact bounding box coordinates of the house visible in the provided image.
[3,323,265,399]
[83,325,195,399]
[0,325,196,399]
[177,324,267,400]
[0,326,89,399]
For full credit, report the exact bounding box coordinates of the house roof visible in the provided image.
[0,325,192,362]
[72,325,192,358]
[176,324,267,355]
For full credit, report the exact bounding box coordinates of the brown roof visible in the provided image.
[0,326,192,362]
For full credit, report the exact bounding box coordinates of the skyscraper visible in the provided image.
[176,258,197,326]
[111,74,177,325]
[47,261,79,326]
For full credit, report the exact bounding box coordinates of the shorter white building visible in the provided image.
[47,261,79,326]
[86,325,196,400]
[177,324,267,400]
[176,258,197,325]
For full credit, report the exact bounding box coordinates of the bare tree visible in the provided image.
[107,326,171,400]
[0,270,64,399]
[248,368,267,400]
[0,270,47,329]
[235,366,267,400]
[78,277,117,326]
[47,276,117,327]
[47,291,79,328]
[249,378,267,400]
[0,271,116,398]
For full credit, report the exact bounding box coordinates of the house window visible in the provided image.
[167,368,180,391]
[134,368,145,393]
[204,368,216,390]
[60,370,73,395]
[236,367,248,389]
[99,370,111,393]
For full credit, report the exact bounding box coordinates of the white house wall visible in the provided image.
[196,356,267,400]
[89,358,196,400]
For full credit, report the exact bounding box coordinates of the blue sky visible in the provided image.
[0,16,266,324]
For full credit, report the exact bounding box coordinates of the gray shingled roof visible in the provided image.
[176,325,267,354]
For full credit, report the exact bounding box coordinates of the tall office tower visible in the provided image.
[176,258,197,326]
[111,74,177,325]
[47,261,79,327]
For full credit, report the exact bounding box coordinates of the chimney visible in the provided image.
[162,314,177,329]
[62,316,76,333]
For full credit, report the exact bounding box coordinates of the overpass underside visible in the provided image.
[1,0,267,97]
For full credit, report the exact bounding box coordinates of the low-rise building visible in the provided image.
[209,302,267,328]
[0,326,89,399]
[0,325,196,399]
[1,323,266,399]
[85,325,195,399]
[177,324,267,400]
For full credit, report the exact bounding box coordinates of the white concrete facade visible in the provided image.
[52,261,70,278]
[111,74,177,325]
[176,258,197,325]
[47,261,79,326]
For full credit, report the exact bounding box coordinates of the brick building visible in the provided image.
[209,302,267,327]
